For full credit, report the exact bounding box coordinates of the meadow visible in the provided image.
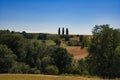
[0,74,101,80]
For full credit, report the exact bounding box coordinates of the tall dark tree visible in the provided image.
[66,28,69,35]
[58,27,60,35]
[79,35,84,42]
[62,27,64,35]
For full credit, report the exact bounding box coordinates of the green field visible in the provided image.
[0,74,101,80]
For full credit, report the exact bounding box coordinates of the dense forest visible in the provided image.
[0,24,120,79]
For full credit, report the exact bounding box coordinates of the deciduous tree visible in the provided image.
[0,44,17,73]
[86,24,120,78]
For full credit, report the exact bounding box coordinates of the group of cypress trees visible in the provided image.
[58,27,69,35]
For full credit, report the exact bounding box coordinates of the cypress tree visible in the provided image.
[66,28,69,35]
[58,27,60,35]
[62,27,64,35]
[79,35,83,42]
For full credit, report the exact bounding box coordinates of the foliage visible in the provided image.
[47,34,59,40]
[45,65,59,75]
[64,35,70,41]
[54,38,61,46]
[0,44,17,73]
[62,27,64,35]
[0,33,25,61]
[58,27,60,35]
[1,26,120,79]
[81,36,89,49]
[70,59,88,75]
[0,30,10,34]
[78,59,88,75]
[70,64,80,74]
[86,24,120,78]
[52,47,73,74]
[29,68,40,74]
[66,28,69,35]
[41,56,54,73]
[37,33,47,40]
[79,35,83,42]
[22,31,35,39]
[10,62,30,73]
[25,41,42,69]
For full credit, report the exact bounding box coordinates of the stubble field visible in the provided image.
[0,74,101,80]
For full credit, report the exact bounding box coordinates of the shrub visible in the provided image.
[45,65,59,75]
[54,38,61,46]
[64,35,70,41]
[71,64,80,74]
[78,59,88,75]
[29,68,40,74]
[52,47,73,74]
[10,62,30,73]
[41,56,54,73]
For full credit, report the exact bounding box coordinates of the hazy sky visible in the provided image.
[0,0,120,34]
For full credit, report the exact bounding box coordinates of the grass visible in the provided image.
[0,74,101,80]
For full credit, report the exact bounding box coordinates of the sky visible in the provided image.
[0,0,120,34]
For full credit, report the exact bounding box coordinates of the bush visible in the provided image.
[29,68,40,74]
[41,56,54,67]
[37,33,47,40]
[52,47,73,74]
[54,38,61,46]
[64,35,70,41]
[45,65,59,75]
[10,62,30,73]
[41,56,54,73]
[70,64,80,74]
[78,59,88,75]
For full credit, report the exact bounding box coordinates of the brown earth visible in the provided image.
[66,46,89,60]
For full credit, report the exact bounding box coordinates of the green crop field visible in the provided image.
[0,74,101,80]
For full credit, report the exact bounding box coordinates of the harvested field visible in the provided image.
[0,74,101,80]
[66,46,89,60]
